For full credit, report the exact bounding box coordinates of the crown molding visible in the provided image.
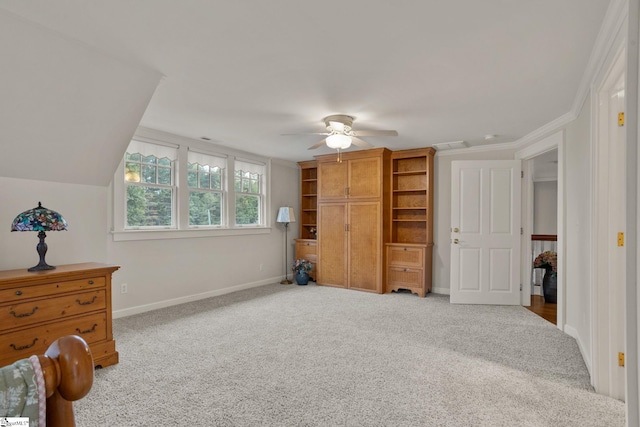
[433,140,514,156]
[445,0,628,156]
[571,0,628,115]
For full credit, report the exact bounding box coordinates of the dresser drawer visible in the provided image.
[0,312,107,365]
[387,266,424,288]
[0,276,105,303]
[0,290,106,331]
[295,239,317,262]
[387,245,425,268]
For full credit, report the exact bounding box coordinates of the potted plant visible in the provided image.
[292,259,313,286]
[533,251,557,303]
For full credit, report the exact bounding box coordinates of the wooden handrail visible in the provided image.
[532,234,557,241]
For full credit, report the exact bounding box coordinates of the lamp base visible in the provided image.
[280,279,293,285]
[28,262,56,272]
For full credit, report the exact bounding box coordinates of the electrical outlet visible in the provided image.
[120,283,128,294]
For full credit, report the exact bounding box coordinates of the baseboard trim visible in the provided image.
[112,276,280,319]
[432,286,450,295]
[564,324,592,375]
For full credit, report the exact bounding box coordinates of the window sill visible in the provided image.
[111,227,271,242]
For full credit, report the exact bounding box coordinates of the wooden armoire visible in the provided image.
[315,148,390,293]
[296,146,435,297]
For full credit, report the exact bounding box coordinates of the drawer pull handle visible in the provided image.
[88,280,95,285]
[404,268,408,272]
[10,338,38,351]
[10,306,38,318]
[15,291,23,296]
[76,296,98,306]
[403,248,407,251]
[76,324,98,334]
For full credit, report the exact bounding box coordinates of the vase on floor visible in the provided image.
[295,272,310,285]
[542,267,557,304]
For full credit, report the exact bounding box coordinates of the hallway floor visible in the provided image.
[526,295,557,325]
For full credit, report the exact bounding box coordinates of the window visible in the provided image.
[234,160,265,226]
[188,151,226,227]
[113,131,270,241]
[124,141,177,228]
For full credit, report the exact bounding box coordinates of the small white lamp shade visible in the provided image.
[326,134,352,149]
[276,207,296,223]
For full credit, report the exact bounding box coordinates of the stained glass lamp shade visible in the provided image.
[11,202,68,272]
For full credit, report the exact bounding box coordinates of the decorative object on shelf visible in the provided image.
[277,207,296,284]
[309,227,317,239]
[292,259,313,286]
[534,251,557,303]
[11,202,68,272]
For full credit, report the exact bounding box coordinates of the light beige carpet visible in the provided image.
[75,283,625,426]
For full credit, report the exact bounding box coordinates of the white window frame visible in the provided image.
[112,128,271,241]
[233,158,266,227]
[187,150,226,228]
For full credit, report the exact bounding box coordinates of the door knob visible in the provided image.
[453,239,459,244]
[453,227,459,233]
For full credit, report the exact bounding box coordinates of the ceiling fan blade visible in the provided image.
[352,130,398,137]
[281,132,330,136]
[351,137,374,148]
[308,138,327,150]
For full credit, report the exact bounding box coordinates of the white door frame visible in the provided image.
[591,43,627,399]
[516,131,565,328]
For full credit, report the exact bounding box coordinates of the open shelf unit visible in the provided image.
[391,151,433,244]
[386,148,435,297]
[298,160,317,240]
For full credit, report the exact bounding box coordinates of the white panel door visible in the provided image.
[450,160,521,304]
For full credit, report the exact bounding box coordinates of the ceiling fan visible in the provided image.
[285,115,398,151]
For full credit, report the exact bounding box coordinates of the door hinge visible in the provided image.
[521,170,524,178]
[618,112,625,126]
[619,352,625,367]
[520,283,523,291]
[520,227,523,235]
[618,232,624,247]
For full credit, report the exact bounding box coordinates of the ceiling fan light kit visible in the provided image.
[326,134,352,149]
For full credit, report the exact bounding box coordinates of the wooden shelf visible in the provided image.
[387,148,435,296]
[298,160,318,240]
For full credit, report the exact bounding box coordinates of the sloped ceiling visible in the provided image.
[0,10,161,186]
[0,1,610,166]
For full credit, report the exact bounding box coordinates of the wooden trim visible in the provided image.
[531,234,557,241]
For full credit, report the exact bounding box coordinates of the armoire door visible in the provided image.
[317,202,348,287]
[348,201,382,292]
[318,161,347,199]
[348,157,382,199]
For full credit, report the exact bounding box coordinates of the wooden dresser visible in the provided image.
[0,262,120,368]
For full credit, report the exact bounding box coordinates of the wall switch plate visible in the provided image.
[121,283,128,294]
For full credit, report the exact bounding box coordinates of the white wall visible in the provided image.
[563,93,592,363]
[0,160,299,318]
[0,177,108,270]
[0,9,160,186]
[433,147,517,294]
[533,180,558,234]
[107,159,300,316]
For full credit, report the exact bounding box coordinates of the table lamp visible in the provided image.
[11,202,68,271]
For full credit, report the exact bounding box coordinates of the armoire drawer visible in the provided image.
[387,267,424,288]
[295,239,317,262]
[0,312,107,365]
[0,290,106,331]
[387,245,425,268]
[0,276,105,302]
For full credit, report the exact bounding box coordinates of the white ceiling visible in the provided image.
[0,1,611,162]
